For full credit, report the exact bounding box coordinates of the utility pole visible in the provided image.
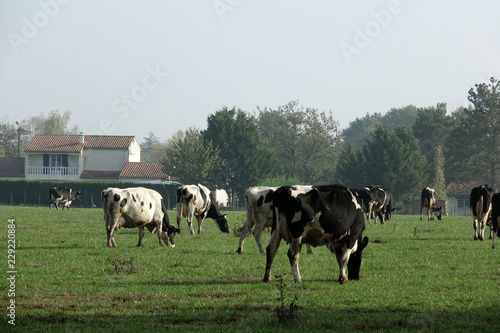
[15,122,31,158]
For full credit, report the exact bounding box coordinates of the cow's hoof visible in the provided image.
[338,277,348,284]
[236,248,242,254]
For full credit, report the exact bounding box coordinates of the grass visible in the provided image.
[1,206,499,332]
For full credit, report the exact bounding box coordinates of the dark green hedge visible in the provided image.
[0,180,179,209]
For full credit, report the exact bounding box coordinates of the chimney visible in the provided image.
[79,132,84,144]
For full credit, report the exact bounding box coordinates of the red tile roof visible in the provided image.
[445,180,488,196]
[119,162,170,180]
[0,158,25,177]
[25,134,137,153]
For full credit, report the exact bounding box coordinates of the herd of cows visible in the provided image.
[47,182,500,283]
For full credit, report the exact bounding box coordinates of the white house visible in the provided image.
[0,133,172,183]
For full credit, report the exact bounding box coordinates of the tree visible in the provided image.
[141,131,161,162]
[432,145,446,199]
[257,101,342,184]
[466,77,500,188]
[412,103,451,159]
[161,128,224,185]
[203,107,275,200]
[28,110,79,135]
[363,125,428,203]
[446,78,500,188]
[336,143,367,189]
[342,105,418,150]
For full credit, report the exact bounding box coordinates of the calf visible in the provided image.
[176,184,229,234]
[102,187,179,248]
[263,184,368,284]
[470,184,494,241]
[420,187,442,221]
[49,187,81,210]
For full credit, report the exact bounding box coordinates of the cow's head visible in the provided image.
[215,214,229,233]
[347,236,369,280]
[75,191,82,201]
[164,225,181,247]
[433,206,443,220]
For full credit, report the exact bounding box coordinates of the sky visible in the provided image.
[1,0,499,144]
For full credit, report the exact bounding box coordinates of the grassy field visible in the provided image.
[1,206,499,332]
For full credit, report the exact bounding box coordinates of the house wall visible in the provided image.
[25,153,81,181]
[83,149,128,171]
[447,195,471,216]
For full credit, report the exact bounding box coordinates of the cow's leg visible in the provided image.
[335,246,351,284]
[237,216,254,254]
[263,229,282,282]
[420,206,423,220]
[493,231,497,249]
[156,221,165,246]
[479,215,488,241]
[137,227,144,247]
[473,217,479,240]
[287,239,303,282]
[186,212,195,234]
[196,215,204,234]
[106,223,116,247]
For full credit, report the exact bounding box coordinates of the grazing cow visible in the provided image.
[470,184,494,241]
[358,186,389,224]
[420,187,442,221]
[237,186,277,254]
[237,186,313,254]
[176,184,229,234]
[263,184,369,284]
[49,187,81,210]
[491,192,500,249]
[102,187,179,248]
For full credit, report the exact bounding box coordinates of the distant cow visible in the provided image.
[470,184,494,241]
[420,187,442,221]
[176,184,229,234]
[263,184,369,284]
[49,187,81,210]
[102,187,179,248]
[358,186,393,224]
[237,186,277,254]
[238,186,313,254]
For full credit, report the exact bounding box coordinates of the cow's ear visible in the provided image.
[361,236,369,249]
[120,198,127,207]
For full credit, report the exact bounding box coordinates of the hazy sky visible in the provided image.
[1,0,499,143]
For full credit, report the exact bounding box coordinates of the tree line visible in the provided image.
[2,78,499,210]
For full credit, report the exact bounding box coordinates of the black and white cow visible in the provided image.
[491,192,500,249]
[358,186,390,224]
[470,184,494,241]
[49,187,81,210]
[263,184,369,284]
[176,184,229,234]
[237,186,277,254]
[420,187,442,221]
[102,187,179,248]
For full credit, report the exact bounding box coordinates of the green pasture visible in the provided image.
[1,206,499,332]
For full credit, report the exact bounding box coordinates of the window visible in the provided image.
[51,154,63,167]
